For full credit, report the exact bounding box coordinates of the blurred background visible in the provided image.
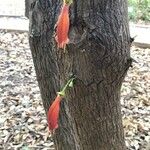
[0,0,28,31]
[128,0,150,23]
[0,0,150,150]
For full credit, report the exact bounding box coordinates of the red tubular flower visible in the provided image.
[47,95,62,132]
[55,3,70,49]
[47,77,74,133]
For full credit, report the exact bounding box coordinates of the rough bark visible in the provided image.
[27,0,131,149]
[25,0,36,18]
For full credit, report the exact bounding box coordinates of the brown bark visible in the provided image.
[26,0,131,149]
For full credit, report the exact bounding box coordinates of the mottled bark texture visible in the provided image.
[26,0,131,149]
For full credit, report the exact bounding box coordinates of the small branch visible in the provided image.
[130,35,137,44]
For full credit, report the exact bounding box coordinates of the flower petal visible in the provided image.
[47,95,62,132]
[55,4,70,49]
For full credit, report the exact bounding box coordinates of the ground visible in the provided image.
[0,31,149,150]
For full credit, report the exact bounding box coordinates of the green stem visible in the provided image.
[58,78,74,97]
[63,0,73,5]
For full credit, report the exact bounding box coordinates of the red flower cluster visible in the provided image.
[48,0,74,133]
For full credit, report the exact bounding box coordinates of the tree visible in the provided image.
[26,0,132,149]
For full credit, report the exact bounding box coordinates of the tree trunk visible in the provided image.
[27,0,131,149]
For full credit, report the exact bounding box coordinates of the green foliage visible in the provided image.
[128,0,150,22]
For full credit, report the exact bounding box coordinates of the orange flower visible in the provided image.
[55,3,70,49]
[47,95,62,132]
[47,77,74,132]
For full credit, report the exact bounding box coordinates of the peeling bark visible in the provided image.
[27,0,131,149]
